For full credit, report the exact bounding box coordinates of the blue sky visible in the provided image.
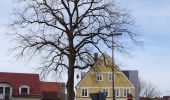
[0,0,170,96]
[116,0,170,95]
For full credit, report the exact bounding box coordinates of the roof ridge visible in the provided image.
[0,72,39,75]
[40,81,65,84]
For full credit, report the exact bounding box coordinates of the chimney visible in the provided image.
[94,53,98,61]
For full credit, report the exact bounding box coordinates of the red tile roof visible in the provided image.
[40,81,65,100]
[40,81,65,93]
[0,72,41,97]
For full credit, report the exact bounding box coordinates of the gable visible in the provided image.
[76,53,134,88]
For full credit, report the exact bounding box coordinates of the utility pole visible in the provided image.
[111,32,122,100]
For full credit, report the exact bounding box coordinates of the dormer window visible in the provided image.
[0,87,3,94]
[19,85,30,95]
[21,88,28,95]
[0,83,13,100]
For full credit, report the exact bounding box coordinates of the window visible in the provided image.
[81,88,88,97]
[0,83,12,100]
[108,73,113,81]
[103,88,109,96]
[19,85,30,95]
[124,89,130,97]
[96,73,103,81]
[0,87,3,94]
[21,88,28,95]
[5,87,10,99]
[114,88,120,97]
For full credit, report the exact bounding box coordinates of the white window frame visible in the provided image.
[102,88,109,97]
[96,72,103,81]
[19,85,30,95]
[108,73,113,81]
[114,88,120,97]
[123,88,130,97]
[81,88,88,97]
[0,83,13,100]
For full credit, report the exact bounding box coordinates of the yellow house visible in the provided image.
[76,54,135,100]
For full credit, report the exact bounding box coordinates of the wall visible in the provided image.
[122,70,139,100]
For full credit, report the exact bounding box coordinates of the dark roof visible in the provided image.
[0,72,41,97]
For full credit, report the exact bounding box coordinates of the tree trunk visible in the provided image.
[66,52,76,100]
[66,67,75,100]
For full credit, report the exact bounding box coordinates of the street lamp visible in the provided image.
[110,32,122,100]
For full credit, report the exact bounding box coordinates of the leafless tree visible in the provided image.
[139,79,160,99]
[9,0,138,99]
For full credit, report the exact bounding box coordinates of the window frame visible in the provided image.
[123,88,130,97]
[0,83,13,100]
[21,88,28,95]
[19,85,30,95]
[96,72,103,81]
[114,88,120,97]
[0,87,3,94]
[4,87,10,99]
[81,88,88,97]
[108,73,113,81]
[102,88,109,97]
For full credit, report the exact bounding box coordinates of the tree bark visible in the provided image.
[66,67,75,100]
[66,47,76,100]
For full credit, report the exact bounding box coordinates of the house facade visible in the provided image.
[76,54,135,100]
[0,72,65,100]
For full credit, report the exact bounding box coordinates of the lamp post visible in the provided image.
[110,32,122,100]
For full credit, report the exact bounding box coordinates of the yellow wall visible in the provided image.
[76,87,135,98]
[78,72,134,87]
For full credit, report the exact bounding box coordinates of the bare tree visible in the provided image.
[139,79,160,99]
[9,0,138,99]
